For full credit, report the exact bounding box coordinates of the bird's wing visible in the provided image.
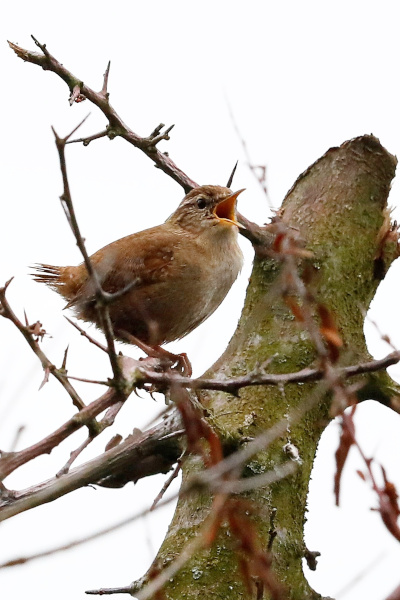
[33,225,186,308]
[81,226,181,297]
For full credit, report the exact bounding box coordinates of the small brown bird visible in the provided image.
[33,185,244,348]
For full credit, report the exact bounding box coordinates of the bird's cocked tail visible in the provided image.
[32,263,64,289]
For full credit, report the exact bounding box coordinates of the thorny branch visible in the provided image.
[1,120,149,474]
[0,503,158,569]
[138,351,400,401]
[1,296,397,494]
[226,97,270,203]
[8,37,197,193]
[8,36,270,247]
[52,120,125,386]
[0,372,325,525]
[0,350,397,526]
[0,388,120,481]
[0,279,95,419]
[0,410,183,522]
[150,453,184,511]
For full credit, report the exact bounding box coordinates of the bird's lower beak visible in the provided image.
[214,189,245,228]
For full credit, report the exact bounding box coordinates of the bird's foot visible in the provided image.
[152,347,192,377]
[116,329,192,376]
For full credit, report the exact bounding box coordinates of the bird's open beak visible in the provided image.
[214,189,245,228]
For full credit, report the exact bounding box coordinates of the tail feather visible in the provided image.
[32,263,85,308]
[31,264,63,287]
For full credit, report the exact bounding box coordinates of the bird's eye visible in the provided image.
[196,197,207,209]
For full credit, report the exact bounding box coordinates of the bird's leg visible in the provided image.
[153,348,192,377]
[115,329,192,376]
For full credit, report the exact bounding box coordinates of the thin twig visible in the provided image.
[0,279,87,412]
[226,98,271,203]
[55,400,127,476]
[31,35,50,57]
[62,375,110,386]
[67,129,109,146]
[144,123,175,147]
[151,454,184,511]
[9,426,25,453]
[101,61,111,97]
[51,123,125,387]
[0,388,118,481]
[57,436,94,477]
[0,410,182,522]
[226,161,238,188]
[0,497,174,570]
[65,317,108,353]
[87,495,229,599]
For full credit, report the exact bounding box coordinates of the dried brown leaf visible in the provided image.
[27,320,46,341]
[377,466,400,541]
[284,297,305,322]
[334,406,356,505]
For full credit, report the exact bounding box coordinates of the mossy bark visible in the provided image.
[144,136,398,599]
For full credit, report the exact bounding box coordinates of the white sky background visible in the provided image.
[1,2,400,599]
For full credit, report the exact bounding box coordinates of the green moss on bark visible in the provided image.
[143,136,397,600]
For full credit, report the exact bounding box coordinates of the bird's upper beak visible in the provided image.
[214,189,245,228]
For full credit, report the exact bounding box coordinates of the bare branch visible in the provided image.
[101,61,111,97]
[8,37,268,251]
[150,454,184,511]
[3,345,393,527]
[51,123,125,386]
[0,410,183,522]
[0,388,119,481]
[0,493,171,570]
[138,351,400,399]
[226,98,270,202]
[87,496,229,599]
[66,129,109,146]
[0,279,88,413]
[56,436,94,477]
[8,38,198,193]
[143,123,175,147]
[65,317,108,353]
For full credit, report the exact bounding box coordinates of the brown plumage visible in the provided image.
[33,185,244,346]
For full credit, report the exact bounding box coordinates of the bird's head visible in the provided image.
[168,185,245,234]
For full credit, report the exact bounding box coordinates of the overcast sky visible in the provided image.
[2,2,400,599]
